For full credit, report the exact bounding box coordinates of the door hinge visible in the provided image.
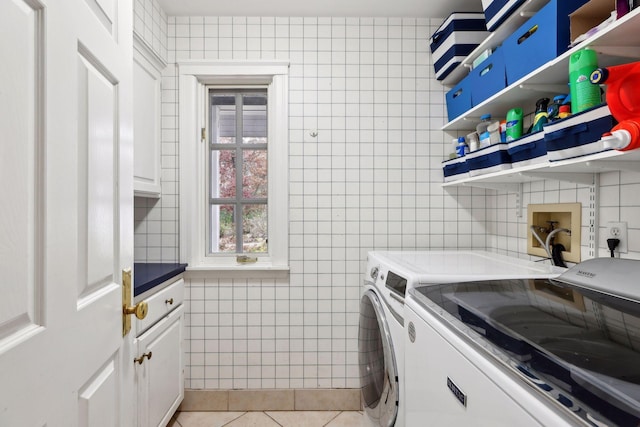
[201,128,206,142]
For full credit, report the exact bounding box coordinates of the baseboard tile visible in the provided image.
[180,388,361,412]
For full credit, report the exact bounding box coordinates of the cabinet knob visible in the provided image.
[123,301,148,320]
[134,351,153,365]
[165,298,174,305]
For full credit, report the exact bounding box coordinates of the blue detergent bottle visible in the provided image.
[456,137,469,157]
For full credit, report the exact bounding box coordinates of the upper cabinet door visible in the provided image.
[133,35,165,198]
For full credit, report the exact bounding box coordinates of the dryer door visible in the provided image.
[359,288,399,427]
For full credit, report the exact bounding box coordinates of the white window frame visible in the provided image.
[178,60,289,270]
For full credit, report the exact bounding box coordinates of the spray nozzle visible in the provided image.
[535,98,550,112]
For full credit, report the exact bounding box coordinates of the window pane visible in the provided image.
[243,94,267,144]
[211,94,236,144]
[242,149,267,199]
[212,149,236,199]
[211,204,236,253]
[242,204,267,253]
[208,89,270,257]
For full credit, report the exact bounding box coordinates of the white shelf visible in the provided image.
[442,147,640,189]
[442,7,640,132]
[441,0,551,87]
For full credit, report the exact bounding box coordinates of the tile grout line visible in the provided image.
[264,411,285,426]
[322,410,343,426]
[220,411,248,426]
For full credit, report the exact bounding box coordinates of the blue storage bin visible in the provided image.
[543,104,614,162]
[445,76,473,122]
[466,143,512,176]
[469,47,507,106]
[507,131,547,167]
[482,0,527,32]
[430,12,489,81]
[442,156,469,182]
[502,0,589,85]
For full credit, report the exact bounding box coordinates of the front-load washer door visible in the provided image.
[359,288,399,427]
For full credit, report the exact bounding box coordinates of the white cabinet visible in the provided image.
[135,278,184,427]
[133,34,165,197]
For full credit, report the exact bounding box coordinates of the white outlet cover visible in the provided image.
[607,221,628,254]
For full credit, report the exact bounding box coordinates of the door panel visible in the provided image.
[84,0,116,34]
[78,356,119,427]
[0,0,44,345]
[77,51,117,297]
[0,0,135,425]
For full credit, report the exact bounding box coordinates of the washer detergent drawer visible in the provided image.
[359,290,399,427]
[136,278,184,336]
[404,303,574,427]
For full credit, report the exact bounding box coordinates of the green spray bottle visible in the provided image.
[569,48,601,113]
[505,108,523,141]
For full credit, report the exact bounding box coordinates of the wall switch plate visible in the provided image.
[607,221,628,254]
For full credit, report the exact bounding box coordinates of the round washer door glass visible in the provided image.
[358,289,398,427]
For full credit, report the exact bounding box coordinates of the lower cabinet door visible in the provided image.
[136,305,184,427]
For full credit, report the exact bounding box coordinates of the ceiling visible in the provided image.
[156,0,483,18]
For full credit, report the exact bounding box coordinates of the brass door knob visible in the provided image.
[123,301,148,320]
[134,351,153,365]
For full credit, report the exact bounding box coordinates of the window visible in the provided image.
[178,61,289,270]
[208,89,268,254]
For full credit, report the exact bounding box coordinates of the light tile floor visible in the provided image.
[168,410,366,427]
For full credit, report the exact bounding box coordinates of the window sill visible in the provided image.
[184,264,290,280]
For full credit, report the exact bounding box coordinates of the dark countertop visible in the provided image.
[134,263,187,296]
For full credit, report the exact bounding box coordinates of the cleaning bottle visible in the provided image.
[476,114,493,148]
[531,98,550,133]
[601,120,640,151]
[547,94,568,121]
[558,105,572,120]
[466,132,480,152]
[488,121,501,144]
[456,137,469,157]
[590,61,640,122]
[505,108,523,141]
[569,48,601,113]
[500,120,507,142]
[590,60,640,152]
[617,0,630,18]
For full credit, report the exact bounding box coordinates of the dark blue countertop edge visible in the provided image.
[134,263,188,296]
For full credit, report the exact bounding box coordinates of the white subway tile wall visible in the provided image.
[489,172,640,260]
[133,0,168,62]
[148,15,491,389]
[132,1,640,390]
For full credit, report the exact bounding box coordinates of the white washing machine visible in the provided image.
[404,258,640,426]
[358,250,563,427]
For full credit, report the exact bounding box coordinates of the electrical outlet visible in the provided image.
[607,221,628,254]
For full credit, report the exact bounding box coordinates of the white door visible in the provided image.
[0,0,135,426]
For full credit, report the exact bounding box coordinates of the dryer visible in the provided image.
[359,250,562,427]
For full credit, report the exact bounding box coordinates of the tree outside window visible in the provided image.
[209,90,268,254]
